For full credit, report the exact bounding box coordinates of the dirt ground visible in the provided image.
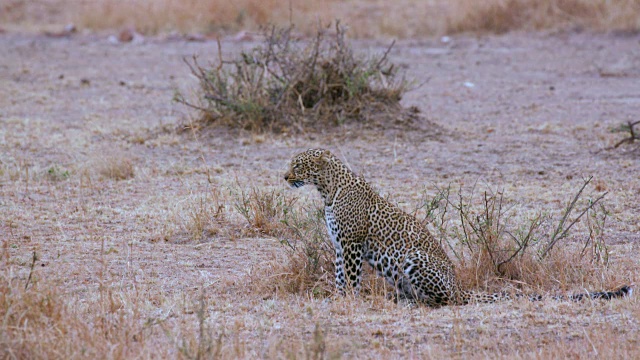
[1,31,639,358]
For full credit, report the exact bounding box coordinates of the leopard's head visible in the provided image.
[284,149,330,189]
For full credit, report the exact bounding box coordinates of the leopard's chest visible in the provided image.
[324,206,341,250]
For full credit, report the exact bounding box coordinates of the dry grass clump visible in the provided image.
[447,0,640,34]
[176,23,409,132]
[171,182,335,297]
[159,183,298,244]
[232,185,299,236]
[159,185,242,243]
[419,177,620,296]
[1,276,72,358]
[184,187,228,242]
[96,154,135,180]
[267,205,335,297]
[226,186,335,297]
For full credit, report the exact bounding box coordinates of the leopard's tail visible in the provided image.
[458,290,512,305]
[557,285,633,302]
[459,285,632,305]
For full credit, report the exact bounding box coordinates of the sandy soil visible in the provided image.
[1,31,639,358]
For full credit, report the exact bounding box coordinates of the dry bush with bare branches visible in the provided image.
[176,23,410,132]
[607,120,640,150]
[416,177,617,295]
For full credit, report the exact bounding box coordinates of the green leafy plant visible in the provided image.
[46,165,70,181]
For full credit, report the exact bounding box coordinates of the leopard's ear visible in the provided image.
[314,150,331,169]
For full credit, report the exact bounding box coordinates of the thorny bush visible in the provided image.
[175,22,410,132]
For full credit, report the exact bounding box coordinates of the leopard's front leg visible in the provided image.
[342,241,364,294]
[331,236,363,295]
[333,244,347,294]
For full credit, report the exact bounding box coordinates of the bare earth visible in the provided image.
[1,31,639,358]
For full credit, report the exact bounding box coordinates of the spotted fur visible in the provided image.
[284,148,632,307]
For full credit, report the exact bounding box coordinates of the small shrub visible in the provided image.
[46,165,70,181]
[607,119,640,150]
[276,205,335,296]
[176,22,410,132]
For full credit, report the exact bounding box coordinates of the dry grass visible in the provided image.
[72,0,322,35]
[232,184,298,236]
[447,0,640,34]
[1,212,637,359]
[5,0,640,36]
[94,153,136,181]
[1,157,637,358]
[169,187,228,243]
[0,240,151,359]
[257,204,336,297]
[153,174,631,304]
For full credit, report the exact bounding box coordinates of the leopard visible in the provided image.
[284,148,632,307]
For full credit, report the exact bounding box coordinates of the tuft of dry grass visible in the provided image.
[266,205,335,297]
[232,185,299,236]
[158,185,236,244]
[223,186,336,297]
[96,154,135,181]
[184,187,228,242]
[176,23,409,133]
